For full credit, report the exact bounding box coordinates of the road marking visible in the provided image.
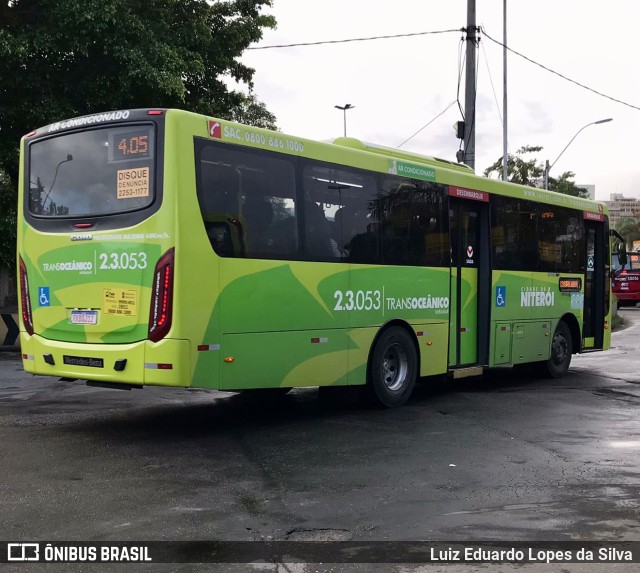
[610,441,640,449]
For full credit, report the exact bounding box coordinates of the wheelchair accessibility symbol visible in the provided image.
[496,286,506,307]
[38,287,50,307]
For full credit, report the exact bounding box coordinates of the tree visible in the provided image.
[0,168,15,269]
[0,0,277,269]
[483,145,589,198]
[615,217,640,249]
[231,93,277,130]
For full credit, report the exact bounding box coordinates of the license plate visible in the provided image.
[70,310,98,325]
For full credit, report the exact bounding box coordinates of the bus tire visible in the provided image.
[542,321,572,379]
[367,326,417,408]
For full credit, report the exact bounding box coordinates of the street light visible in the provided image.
[334,104,355,137]
[544,118,612,189]
[42,154,73,210]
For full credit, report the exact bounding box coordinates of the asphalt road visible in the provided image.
[1,310,640,572]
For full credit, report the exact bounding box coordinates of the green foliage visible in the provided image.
[0,168,16,270]
[483,145,543,186]
[550,171,588,198]
[0,0,277,268]
[615,217,640,248]
[483,145,589,198]
[232,93,278,130]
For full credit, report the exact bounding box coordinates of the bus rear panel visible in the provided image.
[18,109,187,387]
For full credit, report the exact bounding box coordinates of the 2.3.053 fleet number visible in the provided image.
[334,289,382,311]
[98,252,148,271]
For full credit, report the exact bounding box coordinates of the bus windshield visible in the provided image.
[613,252,640,271]
[28,125,155,218]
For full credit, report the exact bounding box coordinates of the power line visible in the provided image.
[480,39,503,127]
[480,36,510,155]
[457,36,466,121]
[481,28,640,113]
[398,100,457,148]
[248,28,462,50]
[249,24,640,113]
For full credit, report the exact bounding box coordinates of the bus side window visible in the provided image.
[346,212,379,263]
[537,206,584,273]
[201,182,245,258]
[205,221,239,257]
[267,215,297,256]
[242,195,274,257]
[377,176,448,267]
[196,141,297,260]
[335,206,365,252]
[242,194,299,259]
[491,196,539,271]
[304,200,335,259]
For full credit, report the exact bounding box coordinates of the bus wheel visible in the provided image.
[542,321,572,378]
[368,327,417,408]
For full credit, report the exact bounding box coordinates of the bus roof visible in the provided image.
[24,107,608,216]
[330,137,475,174]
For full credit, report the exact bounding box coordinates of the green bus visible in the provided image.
[17,108,613,407]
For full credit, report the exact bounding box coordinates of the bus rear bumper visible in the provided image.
[20,333,191,387]
[614,292,640,302]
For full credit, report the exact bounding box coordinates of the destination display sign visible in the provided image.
[559,277,582,292]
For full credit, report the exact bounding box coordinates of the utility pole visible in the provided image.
[502,0,508,181]
[463,0,477,170]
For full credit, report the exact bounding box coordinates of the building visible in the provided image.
[603,193,640,228]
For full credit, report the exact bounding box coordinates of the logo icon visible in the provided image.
[38,287,50,307]
[496,286,506,307]
[587,255,595,270]
[8,543,40,561]
[208,121,221,138]
[466,246,474,258]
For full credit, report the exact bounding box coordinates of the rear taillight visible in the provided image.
[148,248,174,342]
[19,256,34,335]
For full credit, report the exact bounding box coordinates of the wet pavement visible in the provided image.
[1,310,639,572]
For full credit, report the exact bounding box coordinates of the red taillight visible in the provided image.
[148,248,175,342]
[147,110,164,115]
[19,257,34,335]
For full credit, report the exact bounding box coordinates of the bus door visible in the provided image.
[448,188,490,368]
[583,216,606,349]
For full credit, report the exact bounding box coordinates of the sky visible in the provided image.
[239,0,640,201]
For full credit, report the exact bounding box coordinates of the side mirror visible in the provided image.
[617,242,627,268]
[610,230,627,278]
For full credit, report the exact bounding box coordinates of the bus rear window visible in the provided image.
[28,125,155,217]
